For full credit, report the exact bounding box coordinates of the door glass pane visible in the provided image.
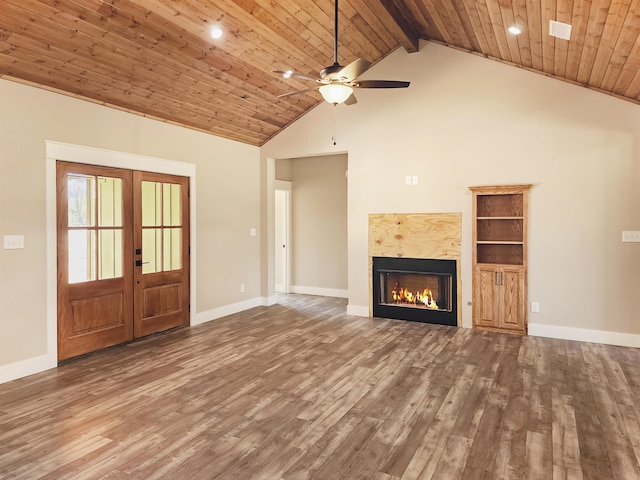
[142,228,162,274]
[68,229,96,283]
[141,179,184,274]
[163,183,182,226]
[142,181,162,227]
[68,175,95,227]
[99,229,123,280]
[163,228,182,271]
[98,177,122,227]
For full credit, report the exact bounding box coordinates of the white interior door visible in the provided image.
[275,182,291,293]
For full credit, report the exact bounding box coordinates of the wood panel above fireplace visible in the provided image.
[368,213,462,326]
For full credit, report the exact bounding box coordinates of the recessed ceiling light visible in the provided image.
[283,70,293,79]
[210,26,223,39]
[508,26,522,35]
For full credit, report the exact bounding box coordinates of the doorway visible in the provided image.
[56,161,190,361]
[274,154,348,298]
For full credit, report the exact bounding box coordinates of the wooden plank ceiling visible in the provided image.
[1,0,639,146]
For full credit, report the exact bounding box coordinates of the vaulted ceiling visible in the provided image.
[1,0,639,146]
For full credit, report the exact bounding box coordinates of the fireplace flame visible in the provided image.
[391,283,439,309]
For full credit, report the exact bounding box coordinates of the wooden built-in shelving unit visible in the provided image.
[470,185,531,335]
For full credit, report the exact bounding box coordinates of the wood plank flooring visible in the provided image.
[1,294,640,479]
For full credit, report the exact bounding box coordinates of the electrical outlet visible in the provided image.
[405,176,412,185]
[250,228,256,236]
[412,175,419,185]
[530,301,540,313]
[622,231,640,243]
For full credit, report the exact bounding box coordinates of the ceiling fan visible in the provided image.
[274,0,410,105]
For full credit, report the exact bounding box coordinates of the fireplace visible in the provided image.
[372,257,457,326]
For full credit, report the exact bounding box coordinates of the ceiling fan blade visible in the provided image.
[338,58,372,81]
[273,70,321,82]
[353,80,410,89]
[278,88,319,98]
[344,93,357,105]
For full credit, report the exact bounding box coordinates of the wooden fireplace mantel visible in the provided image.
[368,213,462,325]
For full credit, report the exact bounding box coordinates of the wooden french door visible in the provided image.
[57,162,190,361]
[133,171,190,338]
[57,162,134,360]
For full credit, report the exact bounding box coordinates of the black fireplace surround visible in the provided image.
[372,256,457,326]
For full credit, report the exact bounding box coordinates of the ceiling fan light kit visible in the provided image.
[319,84,354,104]
[275,0,410,105]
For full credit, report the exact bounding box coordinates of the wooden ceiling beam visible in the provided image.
[375,0,422,52]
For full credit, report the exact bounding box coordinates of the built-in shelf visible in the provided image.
[477,243,523,265]
[477,241,524,245]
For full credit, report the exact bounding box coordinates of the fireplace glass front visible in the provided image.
[380,271,452,312]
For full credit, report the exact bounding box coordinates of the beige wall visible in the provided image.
[288,154,348,293]
[275,158,292,181]
[261,41,640,339]
[3,37,640,380]
[0,79,260,374]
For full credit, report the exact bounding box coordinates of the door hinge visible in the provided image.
[188,303,191,313]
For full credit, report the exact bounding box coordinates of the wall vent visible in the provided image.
[549,20,572,40]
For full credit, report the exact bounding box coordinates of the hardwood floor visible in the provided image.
[1,294,640,479]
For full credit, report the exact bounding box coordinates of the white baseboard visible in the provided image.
[529,323,640,348]
[0,353,57,385]
[290,285,348,298]
[264,295,278,306]
[347,304,369,317]
[194,297,266,326]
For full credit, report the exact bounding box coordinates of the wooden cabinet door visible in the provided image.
[472,265,500,328]
[499,266,525,332]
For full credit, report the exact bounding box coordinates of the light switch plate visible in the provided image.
[530,301,540,313]
[622,231,640,243]
[3,235,25,249]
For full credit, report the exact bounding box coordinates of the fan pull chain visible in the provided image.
[332,104,338,145]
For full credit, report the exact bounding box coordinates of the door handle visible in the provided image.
[135,260,149,266]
